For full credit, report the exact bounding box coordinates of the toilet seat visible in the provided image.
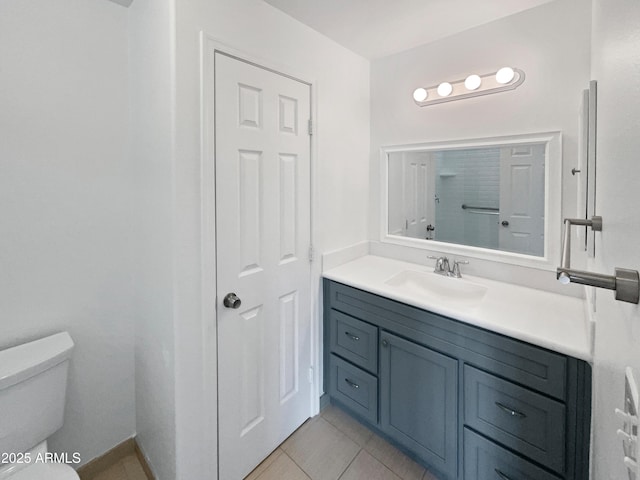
[8,463,79,480]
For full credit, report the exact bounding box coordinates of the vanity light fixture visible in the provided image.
[413,87,428,102]
[413,67,525,107]
[464,74,482,91]
[496,67,515,84]
[437,82,453,97]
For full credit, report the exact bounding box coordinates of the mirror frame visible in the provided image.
[380,132,562,270]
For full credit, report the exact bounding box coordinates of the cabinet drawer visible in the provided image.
[464,365,566,474]
[464,428,562,480]
[330,310,378,373]
[329,354,378,424]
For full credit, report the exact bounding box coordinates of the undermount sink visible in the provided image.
[384,270,488,309]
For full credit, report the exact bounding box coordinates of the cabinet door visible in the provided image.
[380,331,458,479]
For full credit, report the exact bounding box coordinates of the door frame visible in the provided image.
[200,33,320,480]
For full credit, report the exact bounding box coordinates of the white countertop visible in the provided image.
[323,255,593,362]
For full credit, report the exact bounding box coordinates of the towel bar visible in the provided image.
[461,204,499,212]
[556,216,639,304]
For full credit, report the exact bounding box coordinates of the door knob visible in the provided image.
[223,292,242,309]
[501,220,510,227]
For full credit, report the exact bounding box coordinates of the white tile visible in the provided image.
[121,455,148,480]
[92,462,128,480]
[340,450,401,480]
[253,452,310,480]
[282,417,360,480]
[245,449,283,480]
[364,434,425,480]
[321,404,373,446]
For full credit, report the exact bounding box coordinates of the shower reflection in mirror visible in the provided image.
[387,143,545,257]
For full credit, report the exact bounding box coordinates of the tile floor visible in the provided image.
[245,404,439,480]
[84,454,149,480]
[83,404,438,480]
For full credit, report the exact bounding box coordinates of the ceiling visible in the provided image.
[263,0,555,59]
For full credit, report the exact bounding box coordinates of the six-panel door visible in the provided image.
[379,331,458,479]
[216,52,313,480]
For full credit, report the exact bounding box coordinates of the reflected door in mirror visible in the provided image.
[387,141,546,257]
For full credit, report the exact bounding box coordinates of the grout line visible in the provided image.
[324,407,427,480]
[281,450,313,480]
[248,449,283,480]
[320,414,346,434]
[369,452,404,480]
[272,415,369,480]
[321,407,374,447]
[336,447,362,480]
[323,407,419,479]
[362,436,425,480]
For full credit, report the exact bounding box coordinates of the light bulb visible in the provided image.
[496,67,515,84]
[413,88,428,102]
[464,74,482,91]
[437,82,453,97]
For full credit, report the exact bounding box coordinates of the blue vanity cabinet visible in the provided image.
[380,331,458,479]
[323,279,592,480]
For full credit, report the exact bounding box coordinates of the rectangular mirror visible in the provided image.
[382,133,562,269]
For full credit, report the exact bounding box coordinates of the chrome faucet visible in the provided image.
[451,260,469,278]
[438,257,450,275]
[428,256,469,278]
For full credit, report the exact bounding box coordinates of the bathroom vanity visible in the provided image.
[323,256,592,480]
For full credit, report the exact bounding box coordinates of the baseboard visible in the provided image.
[135,442,156,480]
[319,393,330,411]
[77,437,155,480]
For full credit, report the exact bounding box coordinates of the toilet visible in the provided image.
[0,332,79,480]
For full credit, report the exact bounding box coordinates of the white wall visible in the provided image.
[0,0,135,466]
[128,0,177,479]
[588,1,640,478]
[172,0,371,477]
[369,0,591,295]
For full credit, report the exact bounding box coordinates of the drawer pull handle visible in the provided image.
[495,401,527,418]
[344,378,360,389]
[345,332,360,341]
[494,468,513,480]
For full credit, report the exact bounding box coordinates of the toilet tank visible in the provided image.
[0,332,74,455]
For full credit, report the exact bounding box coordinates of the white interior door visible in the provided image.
[215,52,312,480]
[387,157,405,236]
[403,152,431,239]
[498,144,545,256]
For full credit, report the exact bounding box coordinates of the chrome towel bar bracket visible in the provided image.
[557,216,639,304]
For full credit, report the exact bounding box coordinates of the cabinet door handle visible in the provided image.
[344,378,360,389]
[344,331,360,341]
[494,468,513,480]
[381,339,389,347]
[495,401,527,418]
